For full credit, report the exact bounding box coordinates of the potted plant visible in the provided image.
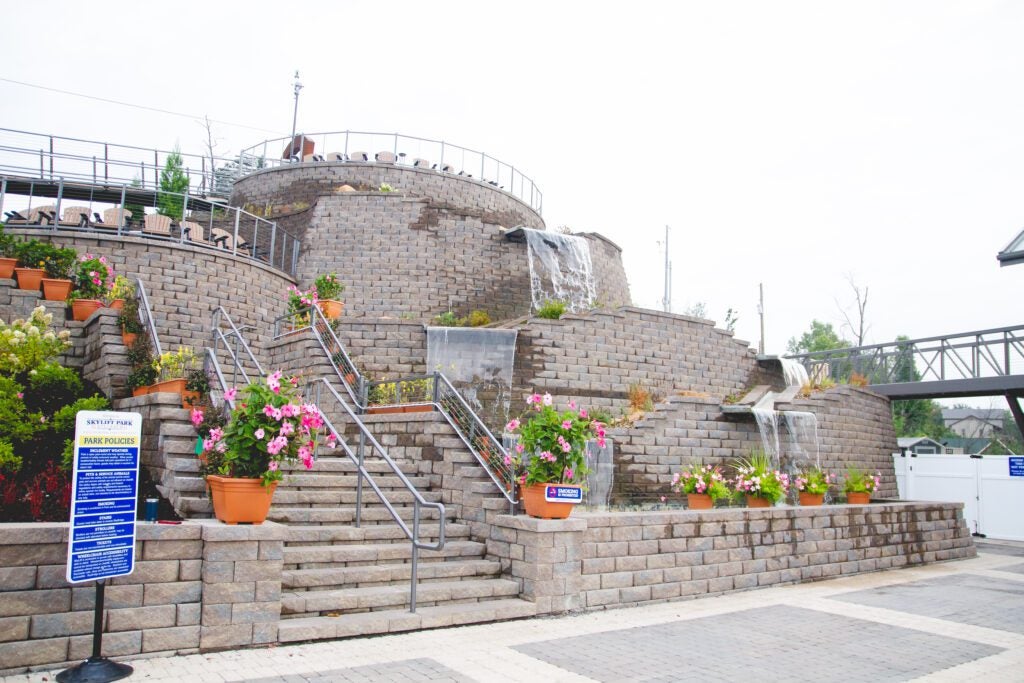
[733,449,790,508]
[12,238,51,290]
[671,463,730,510]
[0,226,19,278]
[314,272,345,319]
[107,275,135,311]
[505,393,606,519]
[40,245,77,301]
[150,347,197,406]
[183,367,210,410]
[125,333,155,397]
[118,297,144,347]
[195,371,333,524]
[794,466,835,506]
[843,467,880,504]
[285,284,316,333]
[67,253,114,321]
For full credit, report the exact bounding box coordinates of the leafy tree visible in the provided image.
[157,146,189,220]
[724,308,738,333]
[786,320,850,355]
[124,176,147,228]
[890,335,950,439]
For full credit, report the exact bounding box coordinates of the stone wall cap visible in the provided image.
[200,520,287,541]
[492,515,587,532]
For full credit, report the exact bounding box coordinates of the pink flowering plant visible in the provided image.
[842,467,880,494]
[733,449,790,503]
[671,463,730,502]
[795,466,835,495]
[68,253,114,302]
[195,371,336,487]
[286,284,318,327]
[505,393,606,486]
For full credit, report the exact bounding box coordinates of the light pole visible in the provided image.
[661,225,672,313]
[289,71,303,161]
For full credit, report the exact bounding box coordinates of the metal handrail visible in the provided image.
[311,378,445,613]
[238,130,543,214]
[211,307,264,389]
[0,173,301,277]
[202,347,235,413]
[786,324,1024,384]
[135,278,162,357]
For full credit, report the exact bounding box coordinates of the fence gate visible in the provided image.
[892,453,1024,541]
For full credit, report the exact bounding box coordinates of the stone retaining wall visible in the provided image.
[0,521,285,676]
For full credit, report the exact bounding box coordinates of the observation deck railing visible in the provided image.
[240,131,543,214]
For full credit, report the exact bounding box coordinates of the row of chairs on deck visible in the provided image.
[2,205,248,251]
[296,151,505,188]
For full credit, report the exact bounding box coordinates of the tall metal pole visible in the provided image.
[289,71,303,161]
[758,283,765,355]
[662,225,671,313]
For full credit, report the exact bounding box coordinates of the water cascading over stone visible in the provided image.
[426,327,518,433]
[523,228,596,313]
[751,358,817,470]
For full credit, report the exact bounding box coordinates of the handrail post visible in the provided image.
[410,505,419,613]
[355,428,365,528]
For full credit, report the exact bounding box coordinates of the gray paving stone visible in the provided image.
[512,604,1001,682]
[832,573,1024,634]
[997,562,1024,574]
[245,657,474,683]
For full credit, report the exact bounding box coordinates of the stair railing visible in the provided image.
[310,377,445,613]
[134,278,162,357]
[211,306,264,389]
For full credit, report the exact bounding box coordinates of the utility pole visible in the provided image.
[758,283,765,355]
[289,71,303,161]
[662,225,672,313]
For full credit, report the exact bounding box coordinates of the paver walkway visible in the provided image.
[5,541,1023,682]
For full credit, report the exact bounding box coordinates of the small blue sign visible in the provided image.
[1010,457,1024,477]
[66,412,142,584]
[544,485,583,504]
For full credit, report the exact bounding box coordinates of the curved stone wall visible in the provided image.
[12,230,294,353]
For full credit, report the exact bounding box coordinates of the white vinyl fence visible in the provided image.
[893,453,1024,541]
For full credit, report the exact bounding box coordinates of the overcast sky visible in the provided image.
[2,1,1021,381]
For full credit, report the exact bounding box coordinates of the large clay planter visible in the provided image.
[132,385,150,397]
[181,390,201,410]
[108,298,125,311]
[122,331,138,347]
[0,257,17,279]
[367,405,405,415]
[71,298,103,321]
[318,299,344,319]
[206,475,278,524]
[746,495,772,508]
[799,492,825,506]
[40,278,73,301]
[14,267,45,290]
[687,493,714,510]
[403,404,433,414]
[150,378,187,401]
[522,483,581,519]
[846,491,871,505]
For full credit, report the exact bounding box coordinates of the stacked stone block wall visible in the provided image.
[581,233,632,310]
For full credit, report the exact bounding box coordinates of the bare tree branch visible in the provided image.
[835,274,870,346]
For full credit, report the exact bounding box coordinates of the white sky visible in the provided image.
[2,0,1022,370]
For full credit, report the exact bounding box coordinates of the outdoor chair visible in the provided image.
[413,158,430,168]
[326,152,346,161]
[143,213,172,237]
[302,154,325,162]
[375,151,398,164]
[181,220,212,246]
[349,151,369,162]
[3,210,29,225]
[28,206,57,225]
[211,228,250,253]
[58,206,90,228]
[101,207,132,230]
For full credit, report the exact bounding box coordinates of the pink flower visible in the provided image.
[267,436,288,455]
[16,392,23,400]
[505,418,521,432]
[281,404,299,418]
[526,393,539,405]
[255,428,265,440]
[561,420,572,430]
[568,400,577,410]
[563,467,574,480]
[268,461,278,472]
[190,409,204,427]
[271,407,283,421]
[209,428,223,442]
[224,387,237,402]
[579,409,588,419]
[542,393,553,406]
[515,443,524,454]
[279,422,294,437]
[290,376,299,387]
[263,404,275,417]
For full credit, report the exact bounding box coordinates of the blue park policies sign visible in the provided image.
[65,411,142,584]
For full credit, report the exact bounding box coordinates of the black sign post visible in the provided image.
[56,578,132,682]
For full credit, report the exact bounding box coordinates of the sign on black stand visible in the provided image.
[58,411,142,683]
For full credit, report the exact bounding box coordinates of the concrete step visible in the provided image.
[277,599,536,643]
[283,522,469,546]
[281,473,431,489]
[284,540,486,568]
[280,458,406,474]
[271,488,444,506]
[284,558,502,591]
[267,505,450,525]
[282,577,522,616]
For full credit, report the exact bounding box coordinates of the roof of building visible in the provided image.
[897,436,944,448]
[941,408,1004,423]
[941,437,991,453]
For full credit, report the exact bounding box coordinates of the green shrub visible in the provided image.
[536,300,566,320]
[0,441,22,473]
[51,395,109,434]
[433,311,462,327]
[0,307,72,377]
[467,310,491,327]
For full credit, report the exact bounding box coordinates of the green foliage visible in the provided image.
[433,311,462,327]
[0,440,22,473]
[51,395,109,433]
[733,448,789,503]
[795,466,835,495]
[506,393,605,485]
[671,463,731,501]
[467,310,491,327]
[157,147,189,220]
[109,276,135,300]
[185,368,210,395]
[724,308,738,333]
[786,320,851,355]
[124,176,147,226]
[313,272,344,301]
[71,254,114,300]
[842,466,880,494]
[536,300,566,320]
[153,347,196,381]
[26,362,83,416]
[0,307,72,377]
[378,183,394,192]
[890,335,951,439]
[0,225,17,258]
[42,246,77,280]
[0,375,46,443]
[119,296,144,334]
[13,239,54,270]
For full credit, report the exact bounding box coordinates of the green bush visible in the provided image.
[42,246,77,280]
[433,311,462,327]
[467,310,491,327]
[0,306,72,377]
[536,300,566,320]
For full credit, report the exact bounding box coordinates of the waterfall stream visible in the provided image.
[523,228,596,313]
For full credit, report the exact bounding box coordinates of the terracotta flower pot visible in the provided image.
[846,491,871,505]
[108,298,125,311]
[318,299,344,319]
[150,378,187,398]
[403,404,433,414]
[206,475,278,524]
[132,385,150,397]
[746,495,772,508]
[687,493,714,510]
[522,483,581,519]
[799,492,825,506]
[40,278,73,301]
[0,257,17,279]
[366,405,406,415]
[181,390,200,410]
[122,331,138,347]
[71,298,103,321]
[14,267,45,290]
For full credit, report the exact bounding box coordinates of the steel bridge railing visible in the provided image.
[239,130,543,214]
[786,324,1024,386]
[274,306,519,506]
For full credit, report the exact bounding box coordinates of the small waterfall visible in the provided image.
[752,393,782,464]
[426,327,518,433]
[750,360,812,468]
[780,358,809,388]
[585,438,614,510]
[783,411,820,469]
[523,228,596,313]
